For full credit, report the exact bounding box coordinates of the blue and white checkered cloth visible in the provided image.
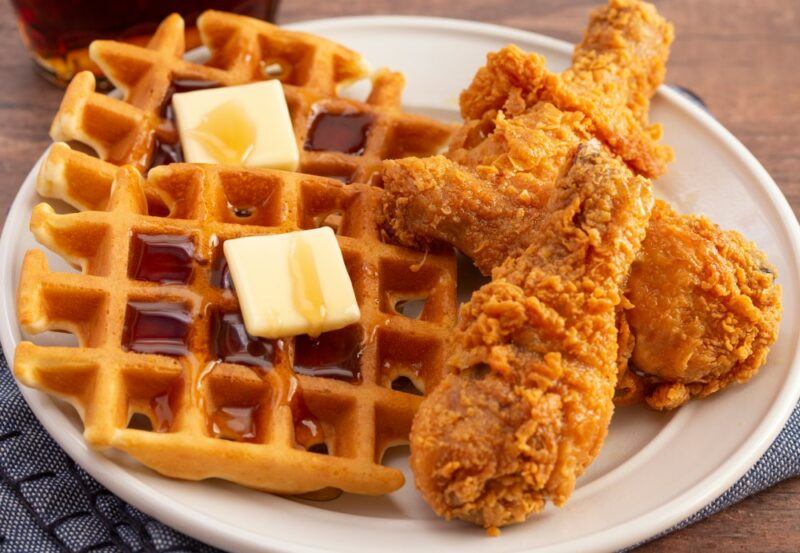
[2,87,798,552]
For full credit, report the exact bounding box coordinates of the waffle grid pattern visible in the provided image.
[49,10,453,181]
[16,146,458,495]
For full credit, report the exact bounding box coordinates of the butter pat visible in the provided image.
[172,80,299,171]
[223,227,360,339]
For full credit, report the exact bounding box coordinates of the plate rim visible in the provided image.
[1,14,799,553]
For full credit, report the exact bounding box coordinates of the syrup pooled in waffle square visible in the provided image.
[16,147,458,495]
[47,9,453,184]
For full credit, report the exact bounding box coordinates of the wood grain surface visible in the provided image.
[1,0,798,550]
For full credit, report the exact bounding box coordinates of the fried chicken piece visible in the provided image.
[567,0,671,121]
[382,103,593,268]
[410,141,653,528]
[382,157,782,408]
[626,201,782,409]
[457,0,674,178]
[461,0,671,123]
[382,0,782,409]
[384,0,672,267]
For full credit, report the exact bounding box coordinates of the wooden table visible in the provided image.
[1,0,797,550]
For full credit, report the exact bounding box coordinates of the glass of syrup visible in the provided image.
[10,0,281,87]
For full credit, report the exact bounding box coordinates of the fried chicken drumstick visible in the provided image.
[410,141,653,528]
[382,0,781,409]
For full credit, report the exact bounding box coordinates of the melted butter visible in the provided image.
[262,305,283,340]
[190,100,256,165]
[289,236,327,338]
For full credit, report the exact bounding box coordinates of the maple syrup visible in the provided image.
[312,210,345,234]
[288,236,327,338]
[294,325,362,382]
[290,390,328,453]
[150,391,175,432]
[211,311,275,369]
[190,100,256,165]
[129,233,195,284]
[210,251,234,290]
[127,413,154,431]
[152,79,220,168]
[222,186,280,226]
[147,198,171,218]
[210,405,258,441]
[151,140,184,167]
[390,375,422,396]
[304,111,373,155]
[122,302,191,356]
[161,79,221,120]
[232,206,253,218]
[259,59,288,80]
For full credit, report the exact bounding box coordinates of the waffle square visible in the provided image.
[21,9,458,496]
[16,145,458,495]
[47,10,453,182]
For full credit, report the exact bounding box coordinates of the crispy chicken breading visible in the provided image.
[383,157,782,408]
[381,0,781,410]
[410,141,653,528]
[456,0,673,178]
[626,201,782,408]
[381,103,590,269]
[384,0,673,268]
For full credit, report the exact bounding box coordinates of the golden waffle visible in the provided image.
[48,10,453,183]
[16,144,458,495]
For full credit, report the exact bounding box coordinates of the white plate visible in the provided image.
[2,16,800,553]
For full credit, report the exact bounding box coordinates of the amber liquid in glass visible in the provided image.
[11,0,280,86]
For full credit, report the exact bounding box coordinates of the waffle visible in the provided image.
[16,143,458,495]
[48,10,453,183]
